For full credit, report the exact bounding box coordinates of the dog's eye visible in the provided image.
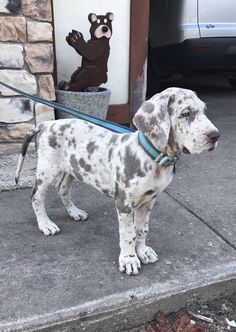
[97,19,101,24]
[104,18,107,23]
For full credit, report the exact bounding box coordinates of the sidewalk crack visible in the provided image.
[165,190,236,251]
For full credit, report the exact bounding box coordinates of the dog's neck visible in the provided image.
[137,131,179,167]
[165,129,180,157]
[165,144,180,157]
[143,130,180,158]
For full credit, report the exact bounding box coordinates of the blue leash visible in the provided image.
[0,81,134,134]
[0,81,178,166]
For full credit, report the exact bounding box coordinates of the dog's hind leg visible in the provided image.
[55,172,88,221]
[32,164,61,236]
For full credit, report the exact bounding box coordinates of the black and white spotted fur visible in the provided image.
[16,88,220,275]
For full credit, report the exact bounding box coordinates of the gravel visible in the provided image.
[0,152,36,191]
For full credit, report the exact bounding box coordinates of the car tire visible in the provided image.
[228,77,236,90]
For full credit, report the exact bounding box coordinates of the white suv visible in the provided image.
[148,0,236,91]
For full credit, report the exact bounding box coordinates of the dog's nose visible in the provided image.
[208,131,220,143]
[102,26,108,33]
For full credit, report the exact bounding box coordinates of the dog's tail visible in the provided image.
[15,126,41,184]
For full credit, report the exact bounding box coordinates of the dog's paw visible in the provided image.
[136,245,159,264]
[38,220,61,236]
[68,208,88,221]
[119,253,141,276]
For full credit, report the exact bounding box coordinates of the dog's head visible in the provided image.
[88,12,114,39]
[133,87,220,155]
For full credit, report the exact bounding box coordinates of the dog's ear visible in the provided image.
[88,13,97,23]
[133,98,171,151]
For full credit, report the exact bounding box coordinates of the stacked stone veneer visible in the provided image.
[0,0,55,147]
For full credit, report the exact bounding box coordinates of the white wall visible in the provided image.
[53,0,130,104]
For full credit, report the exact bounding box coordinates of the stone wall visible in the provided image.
[0,0,55,149]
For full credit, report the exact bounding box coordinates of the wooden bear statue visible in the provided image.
[59,12,114,92]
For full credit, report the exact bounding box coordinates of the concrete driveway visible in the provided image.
[0,75,236,331]
[163,74,236,248]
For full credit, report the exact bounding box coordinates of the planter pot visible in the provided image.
[55,87,111,120]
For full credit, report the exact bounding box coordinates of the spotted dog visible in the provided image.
[16,88,220,276]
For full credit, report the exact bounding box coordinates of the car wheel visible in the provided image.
[228,77,236,90]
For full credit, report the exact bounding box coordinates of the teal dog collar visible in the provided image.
[138,131,178,166]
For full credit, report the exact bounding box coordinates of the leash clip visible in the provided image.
[155,154,179,166]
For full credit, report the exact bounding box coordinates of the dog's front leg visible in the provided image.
[134,199,159,264]
[116,208,141,276]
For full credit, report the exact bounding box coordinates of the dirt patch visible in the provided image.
[129,293,236,332]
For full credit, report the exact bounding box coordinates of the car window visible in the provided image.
[199,0,236,23]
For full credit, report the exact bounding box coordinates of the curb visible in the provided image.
[1,274,236,331]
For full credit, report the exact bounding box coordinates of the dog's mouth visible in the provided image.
[208,142,217,152]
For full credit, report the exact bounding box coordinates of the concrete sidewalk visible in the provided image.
[0,84,236,331]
